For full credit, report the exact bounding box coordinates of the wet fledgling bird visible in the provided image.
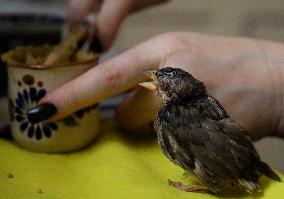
[139,67,281,194]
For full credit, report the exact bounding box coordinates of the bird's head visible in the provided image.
[139,67,207,104]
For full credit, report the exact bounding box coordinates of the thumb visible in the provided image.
[94,0,133,51]
[67,0,99,27]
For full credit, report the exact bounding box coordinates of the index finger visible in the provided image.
[32,34,181,122]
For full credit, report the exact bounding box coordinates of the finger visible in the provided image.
[94,0,133,51]
[28,34,181,123]
[67,0,99,27]
[94,0,170,51]
[130,0,170,12]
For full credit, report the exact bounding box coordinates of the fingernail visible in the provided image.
[81,20,91,30]
[90,37,103,53]
[27,102,58,124]
[77,34,88,49]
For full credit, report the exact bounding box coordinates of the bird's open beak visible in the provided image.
[139,69,158,91]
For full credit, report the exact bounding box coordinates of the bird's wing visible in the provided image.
[156,105,262,182]
[155,106,195,170]
[187,118,262,182]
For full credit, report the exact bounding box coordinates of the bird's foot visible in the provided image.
[181,172,189,179]
[168,179,209,193]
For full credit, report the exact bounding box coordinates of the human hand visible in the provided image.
[28,32,284,139]
[67,0,169,52]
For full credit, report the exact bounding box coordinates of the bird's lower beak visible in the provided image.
[139,69,158,91]
[139,81,157,91]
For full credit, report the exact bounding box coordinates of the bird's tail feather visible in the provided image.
[238,179,262,193]
[259,161,281,181]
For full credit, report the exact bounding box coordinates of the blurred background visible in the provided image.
[0,0,283,172]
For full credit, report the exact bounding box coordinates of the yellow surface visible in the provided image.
[0,120,283,199]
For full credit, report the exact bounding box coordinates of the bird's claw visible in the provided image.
[168,179,209,193]
[181,172,189,179]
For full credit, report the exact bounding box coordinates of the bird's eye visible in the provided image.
[168,72,175,77]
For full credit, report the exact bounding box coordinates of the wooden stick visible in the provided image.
[44,26,87,65]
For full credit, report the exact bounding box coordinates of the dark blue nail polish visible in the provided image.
[90,37,103,53]
[77,34,88,49]
[27,102,57,124]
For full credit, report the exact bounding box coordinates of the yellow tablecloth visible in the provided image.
[0,120,283,199]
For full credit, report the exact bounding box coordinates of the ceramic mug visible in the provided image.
[2,47,100,153]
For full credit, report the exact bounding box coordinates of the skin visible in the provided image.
[67,0,169,51]
[39,31,284,139]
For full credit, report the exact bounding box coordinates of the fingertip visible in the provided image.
[94,0,132,52]
[26,102,58,124]
[66,0,84,26]
[93,20,117,52]
[89,36,103,53]
[34,85,81,123]
[66,0,99,28]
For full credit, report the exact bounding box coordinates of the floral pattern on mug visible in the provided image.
[9,74,58,140]
[9,74,99,141]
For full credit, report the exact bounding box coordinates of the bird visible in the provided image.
[139,67,281,194]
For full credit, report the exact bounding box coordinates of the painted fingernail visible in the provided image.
[90,37,103,53]
[27,102,58,124]
[77,34,88,49]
